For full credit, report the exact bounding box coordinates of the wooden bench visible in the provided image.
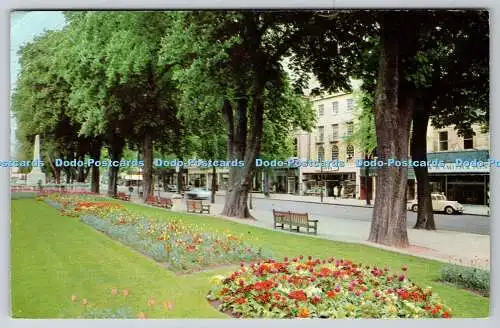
[158,197,173,209]
[115,192,130,201]
[272,209,318,234]
[186,199,210,214]
[145,196,173,209]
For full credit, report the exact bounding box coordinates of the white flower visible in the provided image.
[305,286,322,297]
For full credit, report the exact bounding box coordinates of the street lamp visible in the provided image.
[320,163,324,203]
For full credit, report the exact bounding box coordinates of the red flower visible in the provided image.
[311,295,322,304]
[442,311,451,318]
[326,290,336,298]
[288,290,307,302]
[236,297,247,304]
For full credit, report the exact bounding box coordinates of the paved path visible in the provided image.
[128,194,490,270]
[248,192,490,216]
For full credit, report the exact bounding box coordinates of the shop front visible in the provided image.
[427,150,489,205]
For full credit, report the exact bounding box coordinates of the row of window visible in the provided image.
[438,131,474,151]
[316,122,353,141]
[317,144,354,161]
[317,99,355,116]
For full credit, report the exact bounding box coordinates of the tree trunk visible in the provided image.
[177,163,185,195]
[65,168,71,184]
[249,172,254,209]
[76,155,85,183]
[90,142,101,194]
[163,175,168,192]
[368,13,415,248]
[107,138,124,197]
[411,104,435,230]
[48,157,61,184]
[142,130,154,202]
[211,165,217,204]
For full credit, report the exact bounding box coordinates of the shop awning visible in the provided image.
[362,166,416,179]
[426,150,489,163]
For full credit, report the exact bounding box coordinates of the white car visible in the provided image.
[185,187,211,200]
[407,193,464,215]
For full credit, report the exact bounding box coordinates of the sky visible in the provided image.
[10,11,66,157]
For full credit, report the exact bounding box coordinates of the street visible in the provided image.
[213,196,490,236]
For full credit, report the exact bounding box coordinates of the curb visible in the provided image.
[248,194,489,217]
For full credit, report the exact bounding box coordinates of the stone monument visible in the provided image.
[26,135,46,186]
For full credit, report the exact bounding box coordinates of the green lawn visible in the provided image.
[11,199,490,318]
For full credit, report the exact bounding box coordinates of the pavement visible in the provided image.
[126,191,490,271]
[248,192,490,216]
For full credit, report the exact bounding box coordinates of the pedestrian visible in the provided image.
[333,186,338,199]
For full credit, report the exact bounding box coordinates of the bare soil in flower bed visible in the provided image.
[209,300,234,318]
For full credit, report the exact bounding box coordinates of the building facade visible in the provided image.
[296,92,364,198]
[425,123,490,205]
[293,92,490,204]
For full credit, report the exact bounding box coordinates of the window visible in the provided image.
[331,144,339,160]
[318,126,324,142]
[439,131,448,151]
[347,99,355,111]
[331,124,339,139]
[346,144,354,160]
[293,138,298,156]
[318,104,324,116]
[346,122,354,136]
[317,146,325,161]
[463,132,474,149]
[332,101,339,115]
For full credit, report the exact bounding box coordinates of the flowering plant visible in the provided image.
[45,195,266,273]
[207,257,452,319]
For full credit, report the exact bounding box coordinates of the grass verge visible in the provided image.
[11,199,489,318]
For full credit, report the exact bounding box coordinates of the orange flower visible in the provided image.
[163,301,173,310]
[298,308,309,318]
[111,288,118,295]
[123,289,129,297]
[82,298,88,305]
[326,290,336,298]
[148,297,156,307]
[71,295,77,302]
[137,312,147,319]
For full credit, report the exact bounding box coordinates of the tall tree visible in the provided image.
[12,30,100,188]
[162,11,313,218]
[57,11,181,199]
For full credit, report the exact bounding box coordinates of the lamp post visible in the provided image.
[320,163,324,203]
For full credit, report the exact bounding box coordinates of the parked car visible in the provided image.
[166,184,178,192]
[407,192,464,215]
[185,187,211,200]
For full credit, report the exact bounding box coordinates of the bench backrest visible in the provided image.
[289,212,309,225]
[273,209,290,217]
[160,198,172,204]
[187,199,202,210]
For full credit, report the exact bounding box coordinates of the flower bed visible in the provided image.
[43,195,266,273]
[207,257,452,319]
